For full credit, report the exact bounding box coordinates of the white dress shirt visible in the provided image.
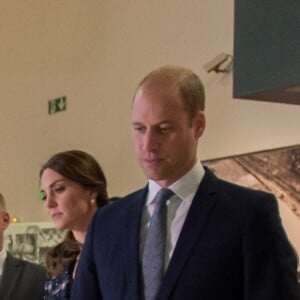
[0,247,7,280]
[140,161,205,269]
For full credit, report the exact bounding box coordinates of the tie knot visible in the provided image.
[154,188,174,206]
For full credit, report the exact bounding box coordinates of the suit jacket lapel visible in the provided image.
[0,254,22,300]
[158,169,219,299]
[124,187,148,299]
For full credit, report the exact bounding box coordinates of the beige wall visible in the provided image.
[0,1,299,254]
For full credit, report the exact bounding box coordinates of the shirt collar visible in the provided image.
[146,161,205,206]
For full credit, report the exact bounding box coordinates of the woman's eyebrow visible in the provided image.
[48,178,65,189]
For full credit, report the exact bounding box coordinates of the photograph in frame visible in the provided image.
[4,222,65,266]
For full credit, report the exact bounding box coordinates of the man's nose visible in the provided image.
[143,130,159,152]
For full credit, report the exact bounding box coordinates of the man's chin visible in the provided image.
[144,173,169,185]
[143,171,162,181]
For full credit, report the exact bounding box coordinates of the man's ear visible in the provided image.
[0,211,10,230]
[194,111,206,138]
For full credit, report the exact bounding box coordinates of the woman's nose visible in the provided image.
[45,194,57,208]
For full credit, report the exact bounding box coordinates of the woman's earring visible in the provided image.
[90,198,96,205]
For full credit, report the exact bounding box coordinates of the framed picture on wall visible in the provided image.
[4,222,65,266]
[203,143,300,272]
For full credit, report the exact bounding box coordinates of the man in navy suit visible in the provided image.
[72,65,299,299]
[0,193,46,300]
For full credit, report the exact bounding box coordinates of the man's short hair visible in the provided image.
[134,65,205,120]
[0,193,7,211]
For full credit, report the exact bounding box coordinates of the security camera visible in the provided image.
[203,53,233,73]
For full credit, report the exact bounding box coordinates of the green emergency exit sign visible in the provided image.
[48,96,67,115]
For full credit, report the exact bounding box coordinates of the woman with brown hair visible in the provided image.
[39,150,108,299]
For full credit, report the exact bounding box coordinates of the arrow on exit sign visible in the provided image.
[48,96,67,115]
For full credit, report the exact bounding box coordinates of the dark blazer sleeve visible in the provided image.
[72,209,103,300]
[0,253,46,300]
[242,192,300,299]
[72,188,147,300]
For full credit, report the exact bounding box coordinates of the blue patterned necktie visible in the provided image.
[142,188,174,300]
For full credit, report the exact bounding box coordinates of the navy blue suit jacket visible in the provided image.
[72,169,299,300]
